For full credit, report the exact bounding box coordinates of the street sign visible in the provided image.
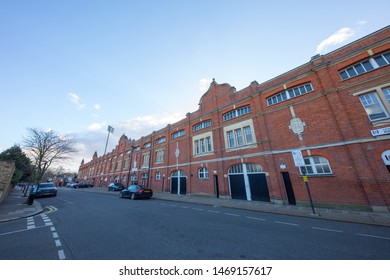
[371,126,390,136]
[382,150,390,165]
[291,150,305,167]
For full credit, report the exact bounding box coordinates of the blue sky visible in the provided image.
[1,0,389,172]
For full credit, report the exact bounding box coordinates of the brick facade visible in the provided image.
[79,26,390,212]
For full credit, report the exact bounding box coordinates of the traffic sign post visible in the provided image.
[291,150,316,215]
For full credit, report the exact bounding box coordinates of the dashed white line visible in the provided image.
[225,213,240,217]
[246,216,266,221]
[192,208,203,211]
[312,227,343,233]
[274,221,299,226]
[356,233,390,240]
[55,239,62,247]
[52,232,59,239]
[58,250,66,260]
[207,210,220,214]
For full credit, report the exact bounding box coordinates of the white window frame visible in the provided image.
[172,129,185,139]
[299,156,332,176]
[267,83,314,106]
[193,119,212,131]
[352,82,390,125]
[142,153,150,167]
[155,149,164,163]
[223,105,251,121]
[223,119,256,150]
[198,167,209,179]
[339,51,390,80]
[193,131,213,156]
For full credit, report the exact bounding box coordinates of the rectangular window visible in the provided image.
[142,153,150,167]
[206,137,212,152]
[194,140,200,154]
[155,150,164,163]
[194,135,213,155]
[227,131,235,148]
[339,51,390,80]
[156,137,166,144]
[359,92,388,121]
[383,87,390,104]
[200,138,205,153]
[235,128,243,146]
[267,83,314,106]
[172,129,185,139]
[193,120,212,131]
[223,105,251,121]
[244,126,253,144]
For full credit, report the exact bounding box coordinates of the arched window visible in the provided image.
[300,156,332,175]
[198,167,209,179]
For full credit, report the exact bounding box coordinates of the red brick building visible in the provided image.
[79,26,390,212]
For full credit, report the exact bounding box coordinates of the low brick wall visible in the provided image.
[0,161,15,203]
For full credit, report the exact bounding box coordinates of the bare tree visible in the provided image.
[22,128,77,185]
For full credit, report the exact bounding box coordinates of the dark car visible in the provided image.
[36,182,57,197]
[108,183,125,191]
[120,185,153,200]
[72,183,93,188]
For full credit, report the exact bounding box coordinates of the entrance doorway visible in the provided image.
[228,163,270,202]
[281,172,296,205]
[170,170,187,195]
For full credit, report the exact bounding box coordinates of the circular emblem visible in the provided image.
[289,117,305,135]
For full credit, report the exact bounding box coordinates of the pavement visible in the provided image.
[1,185,390,226]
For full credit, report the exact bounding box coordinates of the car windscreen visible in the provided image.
[39,184,55,188]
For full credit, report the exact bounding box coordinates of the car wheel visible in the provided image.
[131,193,136,200]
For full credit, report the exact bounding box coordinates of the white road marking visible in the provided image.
[225,213,240,217]
[52,232,59,239]
[192,208,203,211]
[55,239,62,247]
[207,210,220,214]
[58,250,66,260]
[274,221,299,226]
[312,227,343,233]
[246,216,266,221]
[356,233,390,240]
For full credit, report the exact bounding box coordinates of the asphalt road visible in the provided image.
[1,188,390,260]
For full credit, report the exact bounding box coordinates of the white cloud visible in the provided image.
[64,112,185,172]
[94,104,101,110]
[357,20,368,26]
[67,93,86,110]
[199,78,212,92]
[316,27,355,54]
[118,112,184,139]
[86,122,105,131]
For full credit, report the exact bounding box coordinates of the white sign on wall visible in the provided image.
[291,150,305,167]
[371,126,390,136]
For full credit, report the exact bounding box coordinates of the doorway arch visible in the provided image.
[228,163,270,202]
[170,170,187,195]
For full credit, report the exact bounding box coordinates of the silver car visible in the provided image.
[36,183,57,197]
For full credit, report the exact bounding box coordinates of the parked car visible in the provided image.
[35,182,57,197]
[72,183,93,188]
[108,183,125,191]
[120,185,153,200]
